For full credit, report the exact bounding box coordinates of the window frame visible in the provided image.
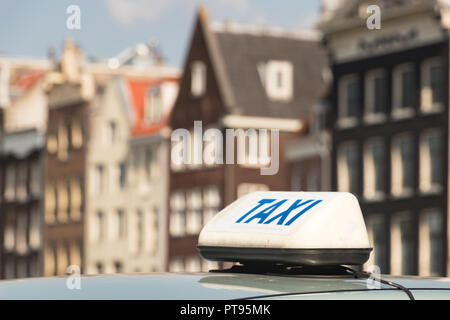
[421,57,445,114]
[392,63,415,120]
[391,133,415,198]
[363,137,386,201]
[338,74,360,128]
[364,69,388,124]
[419,128,443,195]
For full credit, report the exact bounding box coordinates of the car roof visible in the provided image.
[1,272,450,300]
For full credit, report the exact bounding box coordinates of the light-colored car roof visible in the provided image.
[1,272,450,300]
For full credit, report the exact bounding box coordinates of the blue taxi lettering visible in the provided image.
[284,200,322,226]
[236,198,323,226]
[243,200,287,224]
[235,199,275,223]
[263,199,315,225]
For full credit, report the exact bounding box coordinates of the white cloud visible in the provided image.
[106,0,254,26]
[105,0,173,25]
[212,0,249,14]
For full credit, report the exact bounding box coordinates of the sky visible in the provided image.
[0,0,322,68]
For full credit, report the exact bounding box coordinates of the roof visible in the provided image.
[195,7,330,120]
[213,29,329,118]
[125,76,178,137]
[0,272,449,299]
[1,128,44,158]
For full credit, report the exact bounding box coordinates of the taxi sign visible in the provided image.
[198,192,372,266]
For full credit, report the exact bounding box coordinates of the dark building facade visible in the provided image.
[44,81,87,276]
[167,7,329,272]
[320,0,450,276]
[0,129,45,279]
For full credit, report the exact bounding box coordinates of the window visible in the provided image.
[45,183,56,224]
[57,121,69,161]
[338,75,359,127]
[171,138,186,172]
[170,192,186,237]
[365,69,387,123]
[337,142,359,195]
[119,162,127,189]
[29,206,41,250]
[421,58,445,113]
[107,121,117,145]
[44,244,57,276]
[57,242,69,275]
[94,165,104,194]
[16,210,28,255]
[203,186,221,225]
[71,119,83,148]
[420,129,443,194]
[391,213,415,275]
[364,138,386,200]
[185,256,202,272]
[70,177,82,221]
[69,241,82,272]
[367,215,388,274]
[97,211,104,242]
[145,148,153,182]
[186,189,202,235]
[47,134,58,154]
[30,160,41,197]
[145,86,163,123]
[169,258,184,273]
[136,210,144,252]
[399,217,415,275]
[264,60,293,101]
[96,262,103,274]
[312,102,328,132]
[116,209,126,239]
[191,61,206,97]
[419,210,444,276]
[391,134,414,197]
[16,162,27,201]
[114,261,123,274]
[57,181,69,223]
[16,258,27,279]
[4,210,15,251]
[392,64,415,119]
[29,254,40,277]
[4,164,16,201]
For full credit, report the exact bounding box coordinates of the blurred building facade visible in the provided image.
[0,39,179,279]
[0,57,54,279]
[43,40,180,276]
[319,0,450,276]
[167,8,329,272]
[5,1,450,280]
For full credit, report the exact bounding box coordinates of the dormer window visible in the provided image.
[262,60,293,101]
[191,61,206,97]
[145,86,163,123]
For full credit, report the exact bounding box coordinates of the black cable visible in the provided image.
[344,266,415,300]
[228,265,416,300]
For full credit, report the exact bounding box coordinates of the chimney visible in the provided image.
[61,37,83,82]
